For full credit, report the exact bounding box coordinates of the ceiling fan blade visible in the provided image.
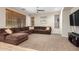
[37,10,45,11]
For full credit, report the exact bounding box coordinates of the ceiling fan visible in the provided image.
[36,7,45,13]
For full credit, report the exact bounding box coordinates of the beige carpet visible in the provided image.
[19,34,79,51]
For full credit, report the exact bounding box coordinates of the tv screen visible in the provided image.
[69,14,74,26]
[74,10,79,26]
[69,9,79,26]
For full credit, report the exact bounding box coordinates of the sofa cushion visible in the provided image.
[19,30,28,33]
[5,29,13,34]
[6,33,28,40]
[46,27,50,30]
[5,32,28,45]
[29,27,34,30]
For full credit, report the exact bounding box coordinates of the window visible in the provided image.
[6,9,26,28]
[54,15,60,28]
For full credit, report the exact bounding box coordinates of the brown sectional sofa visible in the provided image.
[10,27,29,33]
[33,26,51,34]
[6,33,28,45]
[0,27,29,45]
[0,26,51,45]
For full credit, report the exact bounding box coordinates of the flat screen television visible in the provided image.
[69,9,79,26]
[69,14,74,26]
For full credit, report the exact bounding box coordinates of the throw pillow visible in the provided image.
[46,27,49,30]
[29,27,34,30]
[5,29,13,34]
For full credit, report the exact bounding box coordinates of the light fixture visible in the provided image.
[36,7,45,13]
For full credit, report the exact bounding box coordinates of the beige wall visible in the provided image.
[61,7,79,37]
[7,7,31,27]
[26,15,31,26]
[62,10,70,37]
[0,7,31,28]
[0,7,6,28]
[34,12,61,34]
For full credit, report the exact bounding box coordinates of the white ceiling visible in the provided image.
[23,7,63,16]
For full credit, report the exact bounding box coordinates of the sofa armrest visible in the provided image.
[0,33,9,41]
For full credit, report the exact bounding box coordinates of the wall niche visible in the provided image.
[6,9,26,28]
